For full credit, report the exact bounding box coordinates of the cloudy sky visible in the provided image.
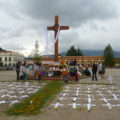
[0,0,120,56]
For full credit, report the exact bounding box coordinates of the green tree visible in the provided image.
[76,48,83,56]
[66,46,83,56]
[0,47,5,51]
[103,44,115,67]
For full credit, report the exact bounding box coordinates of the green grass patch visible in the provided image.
[6,81,64,116]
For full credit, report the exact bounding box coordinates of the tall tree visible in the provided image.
[103,44,115,67]
[66,46,83,56]
[76,48,83,56]
[33,40,41,64]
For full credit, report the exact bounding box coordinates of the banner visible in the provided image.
[44,26,60,54]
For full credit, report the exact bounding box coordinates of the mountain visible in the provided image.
[114,51,120,58]
[59,50,120,58]
[82,50,103,56]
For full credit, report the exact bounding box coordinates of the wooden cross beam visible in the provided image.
[47,16,69,61]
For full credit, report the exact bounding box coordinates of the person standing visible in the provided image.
[84,65,91,76]
[20,63,27,80]
[101,62,105,78]
[69,59,73,66]
[75,66,79,82]
[73,59,77,66]
[92,63,98,81]
[16,62,21,81]
[97,62,103,79]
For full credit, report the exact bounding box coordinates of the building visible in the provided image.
[114,58,120,67]
[42,56,104,66]
[26,56,120,67]
[60,56,104,66]
[0,51,24,66]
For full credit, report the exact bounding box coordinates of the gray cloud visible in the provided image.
[58,29,120,52]
[89,22,99,30]
[1,42,26,51]
[100,27,107,31]
[0,0,120,56]
[18,0,118,27]
[59,31,80,52]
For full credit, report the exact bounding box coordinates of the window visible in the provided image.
[9,57,11,61]
[14,57,16,61]
[5,57,7,61]
[0,57,2,62]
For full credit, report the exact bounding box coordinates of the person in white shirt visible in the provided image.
[97,62,103,79]
[20,63,27,80]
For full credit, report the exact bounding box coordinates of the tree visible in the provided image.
[0,47,5,51]
[66,46,83,56]
[103,44,115,67]
[76,48,83,56]
[32,40,41,65]
[34,40,39,57]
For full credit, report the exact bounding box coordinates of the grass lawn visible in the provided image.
[6,81,64,116]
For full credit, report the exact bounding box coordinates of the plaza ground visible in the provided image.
[0,68,120,120]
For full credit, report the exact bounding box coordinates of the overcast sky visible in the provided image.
[0,0,120,56]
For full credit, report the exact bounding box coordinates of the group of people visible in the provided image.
[16,62,27,81]
[15,62,42,81]
[15,60,105,82]
[64,60,105,83]
[64,60,91,83]
[92,62,105,81]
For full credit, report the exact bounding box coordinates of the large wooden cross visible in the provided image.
[47,16,69,61]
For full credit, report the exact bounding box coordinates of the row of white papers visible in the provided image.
[52,102,120,111]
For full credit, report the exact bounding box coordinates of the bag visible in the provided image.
[69,67,77,73]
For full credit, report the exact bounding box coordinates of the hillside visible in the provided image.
[60,50,120,58]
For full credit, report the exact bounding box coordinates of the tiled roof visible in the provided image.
[42,56,104,61]
[0,51,24,56]
[0,51,13,53]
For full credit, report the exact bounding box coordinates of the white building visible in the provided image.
[0,51,24,66]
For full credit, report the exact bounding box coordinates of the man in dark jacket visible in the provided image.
[16,62,21,81]
[92,63,98,81]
